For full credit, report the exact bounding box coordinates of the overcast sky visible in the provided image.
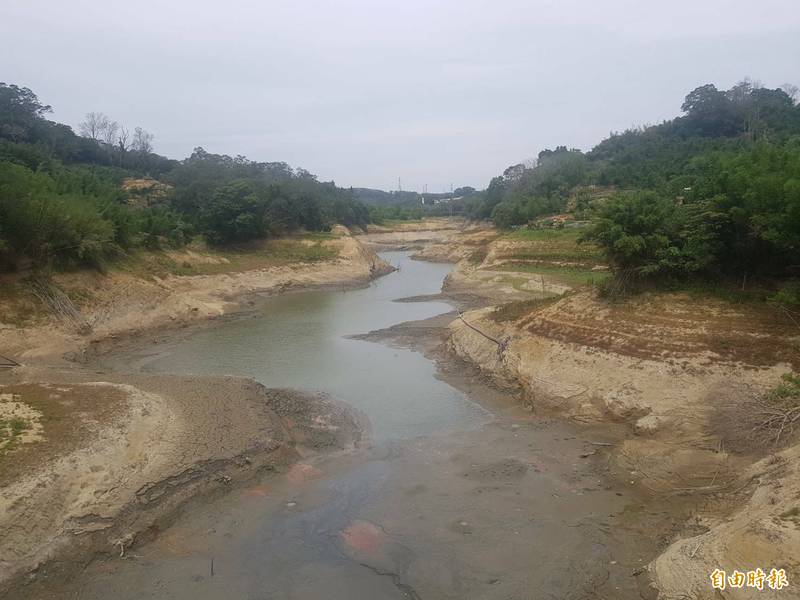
[2,1,799,191]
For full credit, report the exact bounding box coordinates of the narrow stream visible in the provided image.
[73,251,653,600]
[140,251,489,441]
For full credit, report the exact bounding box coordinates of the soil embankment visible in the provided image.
[0,230,387,596]
[3,219,798,598]
[433,225,800,599]
[2,230,393,366]
[358,217,467,252]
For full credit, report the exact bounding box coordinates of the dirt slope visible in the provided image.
[1,231,392,366]
[447,290,798,598]
[407,221,800,598]
[0,373,365,596]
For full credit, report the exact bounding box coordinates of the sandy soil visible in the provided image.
[36,309,671,600]
[357,217,468,251]
[0,372,365,597]
[0,230,388,596]
[3,219,798,599]
[433,228,800,599]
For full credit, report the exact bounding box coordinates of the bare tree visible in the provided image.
[102,120,119,146]
[116,126,130,166]
[132,126,154,154]
[79,112,110,141]
[781,83,799,104]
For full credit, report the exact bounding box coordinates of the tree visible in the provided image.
[200,180,265,245]
[681,84,738,136]
[0,82,52,141]
[490,201,522,229]
[780,83,799,104]
[132,126,154,153]
[79,112,111,142]
[116,125,130,165]
[102,120,119,146]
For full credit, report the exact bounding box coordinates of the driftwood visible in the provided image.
[456,310,508,353]
[0,354,20,368]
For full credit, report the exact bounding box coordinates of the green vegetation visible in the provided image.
[767,373,800,407]
[502,228,605,266]
[474,80,800,290]
[749,373,800,448]
[358,186,479,223]
[0,416,30,454]
[0,82,371,273]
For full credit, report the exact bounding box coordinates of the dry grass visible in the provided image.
[0,280,45,327]
[515,291,800,369]
[714,374,800,453]
[0,384,127,484]
[118,236,338,278]
[490,296,562,323]
[493,262,610,286]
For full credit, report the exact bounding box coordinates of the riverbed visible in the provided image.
[66,251,658,600]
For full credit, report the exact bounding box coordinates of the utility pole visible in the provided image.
[398,177,402,193]
[449,183,454,216]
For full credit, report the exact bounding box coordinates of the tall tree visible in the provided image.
[0,82,52,141]
[132,126,154,153]
[79,111,111,142]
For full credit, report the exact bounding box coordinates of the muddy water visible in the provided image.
[137,251,488,442]
[72,251,656,600]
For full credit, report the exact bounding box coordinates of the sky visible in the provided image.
[2,1,799,192]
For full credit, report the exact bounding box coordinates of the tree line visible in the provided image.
[470,80,800,288]
[0,82,370,271]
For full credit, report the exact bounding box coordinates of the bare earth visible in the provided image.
[2,220,799,599]
[0,230,387,596]
[435,225,800,599]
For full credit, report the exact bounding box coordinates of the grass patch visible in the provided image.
[501,228,605,265]
[0,384,128,483]
[494,262,610,287]
[599,275,795,306]
[8,418,28,435]
[505,228,584,242]
[490,296,561,323]
[0,417,30,454]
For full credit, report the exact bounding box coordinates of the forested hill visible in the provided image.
[0,83,371,272]
[472,80,800,287]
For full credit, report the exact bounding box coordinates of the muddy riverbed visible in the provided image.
[47,252,661,599]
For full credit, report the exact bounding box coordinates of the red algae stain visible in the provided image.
[242,485,269,498]
[286,462,323,485]
[340,520,387,554]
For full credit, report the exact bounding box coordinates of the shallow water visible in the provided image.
[64,250,653,600]
[142,251,488,441]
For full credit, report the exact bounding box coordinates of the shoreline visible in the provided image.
[3,219,796,598]
[25,274,668,600]
[2,231,396,368]
[0,232,393,596]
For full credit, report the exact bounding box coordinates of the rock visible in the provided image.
[602,385,649,420]
[634,414,669,435]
